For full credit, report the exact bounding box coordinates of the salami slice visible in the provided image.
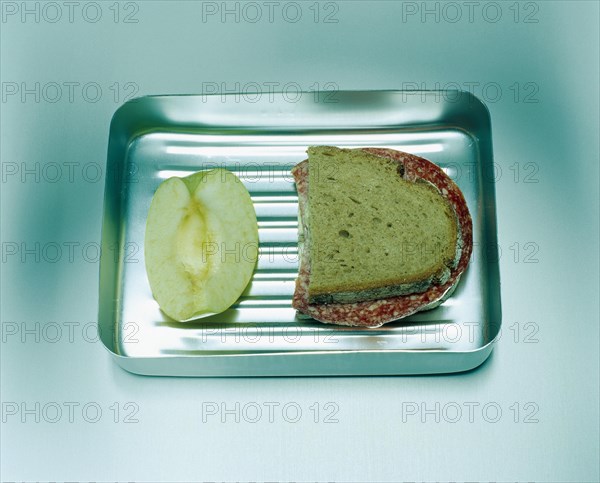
[291,148,473,328]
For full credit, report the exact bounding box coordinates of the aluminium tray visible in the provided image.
[98,90,501,376]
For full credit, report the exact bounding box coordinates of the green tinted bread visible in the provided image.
[307,146,458,304]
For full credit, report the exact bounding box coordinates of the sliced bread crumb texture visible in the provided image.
[307,146,458,303]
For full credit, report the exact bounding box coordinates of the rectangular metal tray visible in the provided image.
[98,90,501,376]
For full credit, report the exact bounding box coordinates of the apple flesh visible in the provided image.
[144,169,258,321]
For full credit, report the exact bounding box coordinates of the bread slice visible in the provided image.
[306,146,459,304]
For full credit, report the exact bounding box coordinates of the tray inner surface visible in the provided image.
[114,129,496,358]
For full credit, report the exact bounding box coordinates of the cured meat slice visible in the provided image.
[291,148,473,328]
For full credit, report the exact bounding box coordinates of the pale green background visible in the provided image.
[1,1,599,481]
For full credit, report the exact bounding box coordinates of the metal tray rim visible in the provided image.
[98,89,501,376]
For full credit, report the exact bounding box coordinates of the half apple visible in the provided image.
[144,169,258,321]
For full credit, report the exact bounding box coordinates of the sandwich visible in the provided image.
[291,146,473,328]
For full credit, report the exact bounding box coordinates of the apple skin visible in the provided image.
[144,169,258,321]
